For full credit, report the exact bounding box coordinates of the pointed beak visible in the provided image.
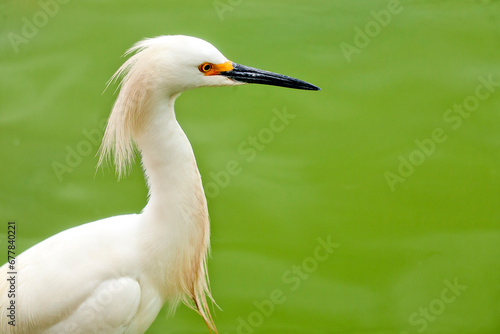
[220,62,321,91]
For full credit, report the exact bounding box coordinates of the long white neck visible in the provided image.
[135,97,203,218]
[133,96,211,306]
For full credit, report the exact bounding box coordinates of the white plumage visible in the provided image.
[0,35,319,334]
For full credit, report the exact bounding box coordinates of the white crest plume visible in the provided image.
[98,37,166,177]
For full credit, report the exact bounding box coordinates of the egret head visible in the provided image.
[101,35,319,177]
[114,35,320,96]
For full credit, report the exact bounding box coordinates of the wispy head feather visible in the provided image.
[98,38,163,177]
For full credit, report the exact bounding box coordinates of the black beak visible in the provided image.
[220,63,320,91]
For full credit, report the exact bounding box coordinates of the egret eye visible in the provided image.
[199,63,213,73]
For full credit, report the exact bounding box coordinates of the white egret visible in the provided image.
[0,35,319,334]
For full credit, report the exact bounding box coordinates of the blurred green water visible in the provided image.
[1,0,500,333]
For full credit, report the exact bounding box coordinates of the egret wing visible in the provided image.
[44,277,141,334]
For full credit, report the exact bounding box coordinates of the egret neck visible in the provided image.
[134,94,212,323]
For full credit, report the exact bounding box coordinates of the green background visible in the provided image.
[1,0,500,333]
